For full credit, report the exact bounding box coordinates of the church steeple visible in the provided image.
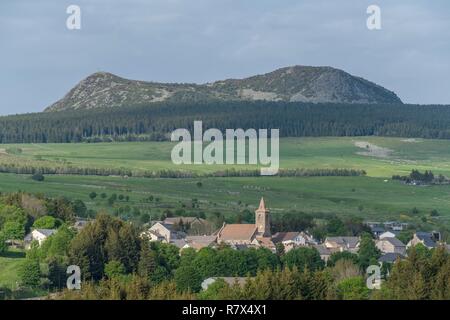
[255,197,271,237]
[258,197,266,211]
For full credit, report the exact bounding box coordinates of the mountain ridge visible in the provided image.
[45,65,402,112]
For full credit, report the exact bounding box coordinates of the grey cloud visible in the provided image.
[0,0,449,115]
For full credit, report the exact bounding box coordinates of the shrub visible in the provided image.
[31,173,44,182]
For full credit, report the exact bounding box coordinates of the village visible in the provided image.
[116,198,449,266]
[23,197,450,267]
[13,196,450,294]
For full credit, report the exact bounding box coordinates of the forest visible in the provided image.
[1,192,449,300]
[1,101,450,143]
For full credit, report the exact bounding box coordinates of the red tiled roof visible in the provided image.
[219,224,257,241]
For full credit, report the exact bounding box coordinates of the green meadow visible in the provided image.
[3,136,450,176]
[0,250,26,290]
[1,137,450,227]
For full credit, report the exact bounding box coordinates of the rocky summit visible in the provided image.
[45,66,402,112]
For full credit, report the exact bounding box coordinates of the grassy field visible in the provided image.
[3,137,450,177]
[0,249,26,290]
[1,137,450,227]
[0,249,49,299]
[0,173,449,226]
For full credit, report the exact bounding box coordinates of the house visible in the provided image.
[255,237,276,253]
[217,198,272,248]
[370,225,385,238]
[407,232,438,249]
[24,229,57,248]
[141,222,185,243]
[272,232,299,252]
[217,224,258,245]
[379,231,398,239]
[163,216,214,236]
[272,231,316,252]
[378,252,405,264]
[313,244,332,262]
[170,239,188,249]
[163,216,206,226]
[324,237,360,254]
[201,277,249,290]
[383,221,408,231]
[184,235,217,250]
[376,237,406,255]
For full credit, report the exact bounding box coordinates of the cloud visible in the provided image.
[0,0,449,114]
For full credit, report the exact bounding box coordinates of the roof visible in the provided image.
[272,232,300,243]
[313,244,332,256]
[150,222,173,232]
[325,236,360,249]
[163,217,206,225]
[416,232,437,248]
[170,239,187,249]
[370,226,385,233]
[185,235,217,250]
[218,224,257,241]
[186,235,217,243]
[257,237,276,250]
[257,197,266,211]
[381,237,405,247]
[380,230,399,237]
[34,229,57,237]
[378,252,405,263]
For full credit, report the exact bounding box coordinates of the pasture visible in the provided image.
[2,137,450,177]
[1,137,450,227]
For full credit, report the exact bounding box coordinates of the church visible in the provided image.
[216,198,275,250]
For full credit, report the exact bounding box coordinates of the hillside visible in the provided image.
[44,66,402,112]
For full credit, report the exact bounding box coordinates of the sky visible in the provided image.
[1,0,450,115]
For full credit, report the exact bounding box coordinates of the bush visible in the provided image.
[2,221,25,240]
[31,173,44,182]
[18,258,41,287]
[104,261,126,279]
[336,276,370,300]
[33,215,59,229]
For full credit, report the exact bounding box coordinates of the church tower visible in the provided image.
[255,197,271,237]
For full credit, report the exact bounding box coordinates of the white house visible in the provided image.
[141,222,174,243]
[24,229,57,248]
[141,221,187,244]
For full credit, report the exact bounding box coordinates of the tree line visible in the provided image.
[2,101,450,143]
[0,161,366,178]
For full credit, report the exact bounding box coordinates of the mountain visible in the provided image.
[44,66,402,112]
